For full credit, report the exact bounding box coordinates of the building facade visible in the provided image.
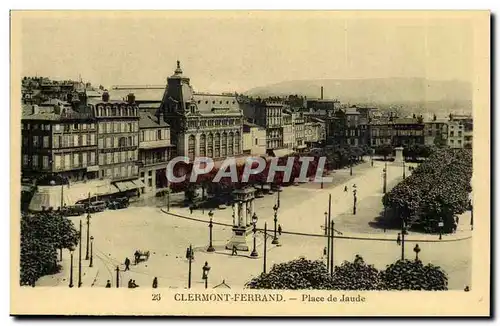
[424,120,449,146]
[88,92,142,193]
[242,122,267,156]
[282,112,295,151]
[160,61,243,162]
[138,110,174,196]
[293,112,307,152]
[447,120,466,149]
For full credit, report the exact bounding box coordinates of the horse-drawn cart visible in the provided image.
[134,250,150,265]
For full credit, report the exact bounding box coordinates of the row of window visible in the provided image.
[267,140,283,149]
[186,119,239,129]
[53,134,96,148]
[95,105,138,117]
[98,135,139,149]
[371,129,423,137]
[140,150,168,165]
[99,121,138,134]
[450,131,463,137]
[100,165,139,179]
[188,133,241,160]
[22,154,51,169]
[52,152,97,170]
[140,129,169,142]
[99,150,138,166]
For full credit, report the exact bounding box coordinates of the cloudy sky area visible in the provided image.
[19,11,474,94]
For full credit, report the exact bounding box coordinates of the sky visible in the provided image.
[17,11,476,94]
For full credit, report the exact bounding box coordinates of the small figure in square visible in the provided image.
[124,257,131,271]
[396,233,401,246]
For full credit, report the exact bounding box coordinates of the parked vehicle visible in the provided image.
[107,197,130,210]
[88,201,107,213]
[62,204,86,216]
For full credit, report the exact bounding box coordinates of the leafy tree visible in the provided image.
[380,259,448,291]
[20,212,79,286]
[246,258,334,290]
[383,148,472,233]
[331,255,381,290]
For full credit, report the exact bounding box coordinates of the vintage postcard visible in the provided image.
[10,10,490,316]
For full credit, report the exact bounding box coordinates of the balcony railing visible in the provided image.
[139,158,168,167]
[139,139,172,149]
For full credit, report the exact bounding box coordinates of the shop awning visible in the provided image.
[115,181,140,192]
[132,180,146,188]
[273,148,294,158]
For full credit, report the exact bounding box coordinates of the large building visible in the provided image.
[88,92,142,194]
[160,61,244,162]
[138,110,174,196]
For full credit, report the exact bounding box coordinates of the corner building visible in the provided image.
[160,61,243,162]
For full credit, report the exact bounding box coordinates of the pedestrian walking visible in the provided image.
[456,216,460,224]
[105,280,111,288]
[323,247,327,257]
[186,247,191,260]
[396,233,401,246]
[344,186,348,192]
[231,245,238,256]
[278,224,282,236]
[152,277,158,289]
[189,205,194,214]
[124,257,131,271]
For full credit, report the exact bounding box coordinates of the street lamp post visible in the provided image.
[350,158,353,176]
[202,261,211,289]
[250,213,259,258]
[187,244,193,289]
[263,222,267,273]
[413,244,421,261]
[85,213,91,260]
[324,212,328,235]
[89,236,94,267]
[207,210,215,252]
[78,219,82,288]
[277,189,281,208]
[166,188,171,212]
[272,204,279,245]
[353,189,357,215]
[69,248,74,288]
[438,217,444,240]
[383,162,387,194]
[470,200,474,231]
[401,217,406,260]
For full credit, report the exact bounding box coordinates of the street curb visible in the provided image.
[161,209,472,243]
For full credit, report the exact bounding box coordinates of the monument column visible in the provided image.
[238,202,243,227]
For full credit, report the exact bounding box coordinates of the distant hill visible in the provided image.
[244,78,472,114]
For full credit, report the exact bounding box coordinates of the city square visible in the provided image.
[36,159,472,290]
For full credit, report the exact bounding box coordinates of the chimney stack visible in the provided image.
[102,90,110,102]
[320,86,324,100]
[127,93,136,104]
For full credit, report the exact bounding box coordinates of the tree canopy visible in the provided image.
[20,212,79,286]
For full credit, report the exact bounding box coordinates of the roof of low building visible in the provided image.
[40,99,71,106]
[192,93,241,113]
[138,111,169,129]
[110,87,166,103]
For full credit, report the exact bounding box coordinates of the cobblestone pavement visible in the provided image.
[36,160,471,290]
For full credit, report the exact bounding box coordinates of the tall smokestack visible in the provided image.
[321,86,324,100]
